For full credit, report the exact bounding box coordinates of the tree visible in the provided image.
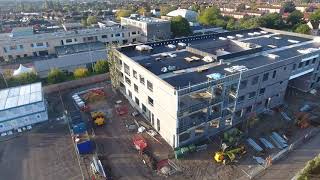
[94,60,109,74]
[116,9,132,20]
[160,5,177,16]
[198,6,224,26]
[258,13,284,29]
[74,67,89,79]
[190,4,200,12]
[171,16,192,37]
[239,17,260,29]
[138,7,146,15]
[47,68,66,84]
[310,9,320,22]
[283,1,296,13]
[294,24,311,34]
[226,18,238,30]
[287,10,304,26]
[87,16,97,26]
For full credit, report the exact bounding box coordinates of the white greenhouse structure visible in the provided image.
[0,82,48,133]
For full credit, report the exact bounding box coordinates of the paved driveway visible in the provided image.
[254,131,320,180]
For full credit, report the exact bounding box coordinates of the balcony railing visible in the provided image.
[178,97,222,117]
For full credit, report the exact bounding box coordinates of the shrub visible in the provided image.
[47,68,66,84]
[93,60,109,74]
[74,67,89,79]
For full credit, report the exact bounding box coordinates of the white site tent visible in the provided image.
[13,64,33,76]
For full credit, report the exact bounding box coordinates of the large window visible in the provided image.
[142,104,147,112]
[124,63,130,76]
[298,62,303,68]
[102,35,108,38]
[135,97,140,105]
[36,42,44,46]
[259,88,265,95]
[134,84,138,92]
[140,75,145,85]
[125,76,131,85]
[148,96,154,106]
[128,90,132,98]
[133,70,137,79]
[248,92,256,99]
[147,81,153,91]
[305,60,310,66]
[66,39,72,43]
[157,119,160,131]
[263,73,269,81]
[272,70,277,78]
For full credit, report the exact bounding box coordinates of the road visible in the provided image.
[254,130,320,180]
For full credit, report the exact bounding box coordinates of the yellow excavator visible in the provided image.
[90,111,105,126]
[214,145,246,165]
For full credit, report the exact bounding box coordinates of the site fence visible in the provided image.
[243,128,320,179]
[43,74,108,94]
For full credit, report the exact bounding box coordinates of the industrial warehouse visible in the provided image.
[111,27,320,148]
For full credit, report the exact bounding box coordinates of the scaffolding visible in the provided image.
[108,46,121,90]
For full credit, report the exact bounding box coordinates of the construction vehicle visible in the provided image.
[91,111,105,126]
[214,145,246,165]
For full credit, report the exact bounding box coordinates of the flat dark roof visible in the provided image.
[117,28,318,89]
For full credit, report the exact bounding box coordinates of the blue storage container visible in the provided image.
[77,140,93,154]
[72,122,87,134]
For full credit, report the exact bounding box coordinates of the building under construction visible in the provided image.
[110,27,320,148]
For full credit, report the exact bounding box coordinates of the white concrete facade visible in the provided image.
[0,26,141,61]
[116,52,178,147]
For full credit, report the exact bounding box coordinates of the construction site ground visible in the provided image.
[59,82,320,180]
[62,82,175,180]
[5,80,317,180]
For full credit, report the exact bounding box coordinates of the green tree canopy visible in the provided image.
[74,67,89,79]
[258,13,284,29]
[283,1,296,13]
[287,10,304,26]
[170,16,192,37]
[47,68,66,84]
[87,15,97,26]
[190,4,200,12]
[94,60,109,74]
[294,24,311,34]
[198,6,224,26]
[116,9,132,20]
[226,18,238,31]
[239,17,260,29]
[310,9,320,22]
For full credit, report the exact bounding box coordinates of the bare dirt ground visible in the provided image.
[62,83,173,180]
[0,92,82,180]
